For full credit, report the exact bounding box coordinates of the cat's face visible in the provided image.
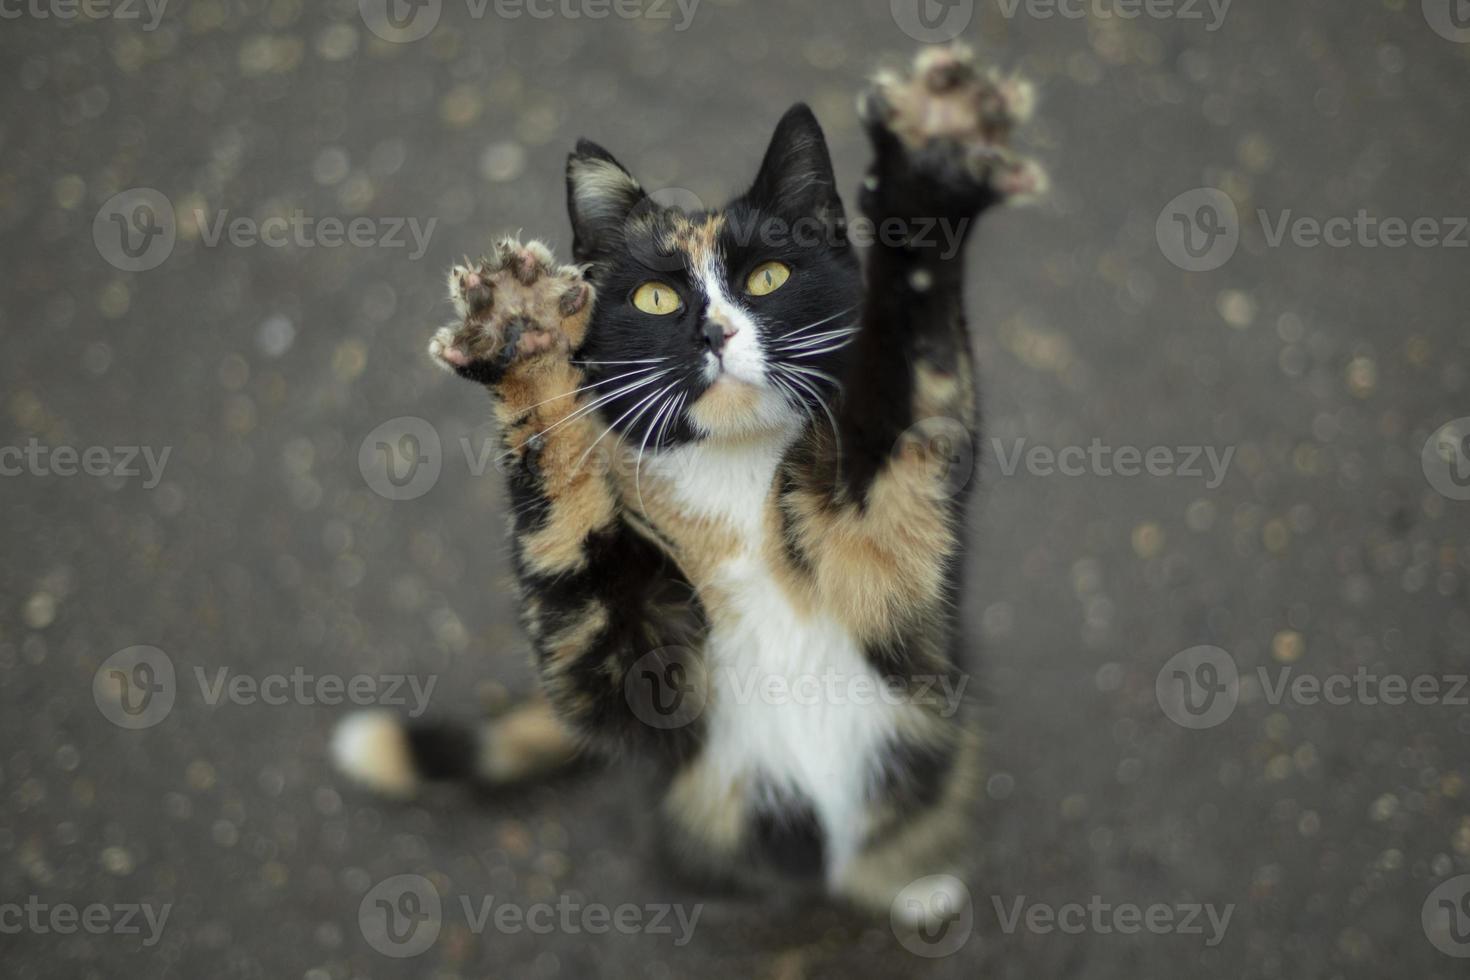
[565,105,861,450]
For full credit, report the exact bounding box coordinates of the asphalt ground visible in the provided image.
[2,1,1469,977]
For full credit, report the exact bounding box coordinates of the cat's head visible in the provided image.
[565,104,860,450]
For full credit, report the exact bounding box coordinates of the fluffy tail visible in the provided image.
[331,698,582,797]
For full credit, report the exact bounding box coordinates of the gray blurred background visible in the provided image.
[3,0,1469,977]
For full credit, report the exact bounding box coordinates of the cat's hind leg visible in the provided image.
[833,723,982,926]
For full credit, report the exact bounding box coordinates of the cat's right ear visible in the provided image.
[566,139,646,264]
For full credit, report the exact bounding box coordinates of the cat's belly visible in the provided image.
[700,552,905,880]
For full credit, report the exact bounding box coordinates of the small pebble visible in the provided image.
[22,593,56,630]
[101,846,135,876]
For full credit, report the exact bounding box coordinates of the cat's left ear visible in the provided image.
[567,139,647,264]
[748,103,845,224]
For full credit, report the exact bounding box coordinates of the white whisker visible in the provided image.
[777,322,860,342]
[778,304,859,343]
[786,338,857,359]
[776,366,841,450]
[634,388,683,515]
[496,369,671,463]
[518,364,662,414]
[781,363,843,388]
[576,379,679,472]
[776,326,859,347]
[770,374,817,433]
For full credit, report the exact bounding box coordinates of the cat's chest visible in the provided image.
[647,437,784,540]
[635,435,788,586]
[643,437,901,874]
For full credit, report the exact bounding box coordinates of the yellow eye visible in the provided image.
[632,282,680,316]
[746,261,791,297]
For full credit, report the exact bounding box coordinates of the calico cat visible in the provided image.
[335,44,1043,920]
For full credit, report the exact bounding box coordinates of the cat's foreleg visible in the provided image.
[783,46,1043,645]
[432,240,705,761]
[842,43,1043,499]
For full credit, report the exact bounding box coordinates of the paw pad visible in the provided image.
[432,238,593,383]
[864,43,1046,206]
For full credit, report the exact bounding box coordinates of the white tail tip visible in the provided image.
[331,711,419,798]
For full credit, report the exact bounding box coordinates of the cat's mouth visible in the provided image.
[703,350,766,390]
[708,368,758,389]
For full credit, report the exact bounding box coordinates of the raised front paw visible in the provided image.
[859,44,1046,217]
[429,237,594,387]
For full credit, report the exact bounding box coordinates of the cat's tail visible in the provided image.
[331,698,582,797]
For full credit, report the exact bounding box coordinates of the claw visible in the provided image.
[559,281,590,318]
[862,44,1045,208]
[914,42,974,81]
[492,238,518,270]
[523,240,556,272]
[511,252,540,286]
[995,158,1049,204]
[431,238,595,385]
[998,74,1036,125]
[463,271,494,314]
[924,58,972,93]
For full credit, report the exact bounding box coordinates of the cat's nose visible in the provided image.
[702,318,735,353]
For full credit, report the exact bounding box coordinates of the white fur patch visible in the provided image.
[649,434,790,533]
[704,560,906,880]
[698,255,765,386]
[650,435,906,881]
[683,254,800,437]
[332,711,418,798]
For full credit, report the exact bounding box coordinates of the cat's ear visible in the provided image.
[566,139,646,263]
[748,103,844,223]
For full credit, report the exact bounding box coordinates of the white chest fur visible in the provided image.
[648,435,906,878]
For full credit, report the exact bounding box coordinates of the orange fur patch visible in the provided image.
[663,213,726,273]
[481,697,582,782]
[685,379,762,434]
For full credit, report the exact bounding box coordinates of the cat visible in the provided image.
[335,43,1043,921]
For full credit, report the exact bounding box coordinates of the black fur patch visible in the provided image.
[872,734,958,815]
[566,104,861,456]
[506,459,553,535]
[775,470,815,577]
[406,723,480,781]
[748,788,826,879]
